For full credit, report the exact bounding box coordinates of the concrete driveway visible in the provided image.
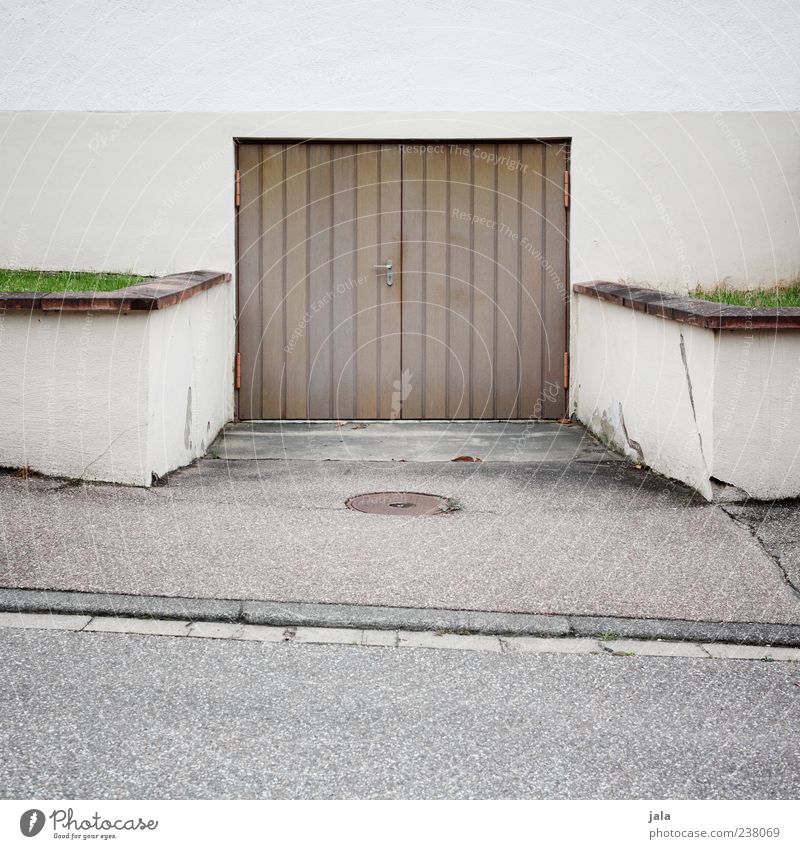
[1,422,798,629]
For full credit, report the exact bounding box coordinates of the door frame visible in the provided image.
[233,137,571,422]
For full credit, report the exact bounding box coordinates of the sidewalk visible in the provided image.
[1,432,798,633]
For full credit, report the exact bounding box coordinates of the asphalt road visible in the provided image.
[2,456,799,626]
[1,628,797,799]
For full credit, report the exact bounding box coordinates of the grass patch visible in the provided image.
[691,283,800,308]
[0,269,147,293]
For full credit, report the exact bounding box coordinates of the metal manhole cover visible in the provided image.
[346,491,455,517]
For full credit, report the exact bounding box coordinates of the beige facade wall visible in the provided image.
[1,111,797,294]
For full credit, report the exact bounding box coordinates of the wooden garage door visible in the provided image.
[236,141,568,420]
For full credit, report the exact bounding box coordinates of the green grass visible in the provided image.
[691,283,800,308]
[0,269,147,293]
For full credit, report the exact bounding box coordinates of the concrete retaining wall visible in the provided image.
[0,272,233,486]
[713,331,800,499]
[573,284,800,500]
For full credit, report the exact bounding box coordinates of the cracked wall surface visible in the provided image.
[575,295,800,501]
[574,295,715,499]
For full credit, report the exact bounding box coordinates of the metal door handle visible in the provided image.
[374,260,394,286]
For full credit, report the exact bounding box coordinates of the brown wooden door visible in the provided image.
[237,142,401,419]
[237,141,567,420]
[401,142,568,419]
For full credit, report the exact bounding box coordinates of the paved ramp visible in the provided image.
[212,420,612,463]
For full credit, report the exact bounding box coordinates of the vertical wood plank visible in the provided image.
[495,143,522,418]
[237,143,263,419]
[447,146,472,419]
[260,143,286,419]
[400,145,424,418]
[332,143,357,418]
[542,143,568,418]
[378,143,402,418]
[307,144,332,418]
[423,148,448,419]
[284,144,309,418]
[471,144,496,419]
[355,145,379,418]
[519,144,545,418]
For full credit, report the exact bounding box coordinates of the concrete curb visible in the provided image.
[2,611,799,662]
[0,587,799,647]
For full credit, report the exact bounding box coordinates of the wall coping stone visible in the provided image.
[0,270,230,312]
[574,280,800,330]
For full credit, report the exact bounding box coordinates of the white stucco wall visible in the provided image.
[0,2,797,292]
[713,331,800,499]
[0,283,234,485]
[0,309,150,484]
[3,1,798,113]
[574,294,800,501]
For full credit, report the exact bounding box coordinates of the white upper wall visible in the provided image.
[2,0,798,112]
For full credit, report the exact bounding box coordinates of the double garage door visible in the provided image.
[237,141,568,420]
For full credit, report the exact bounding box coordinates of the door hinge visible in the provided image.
[235,169,241,208]
[563,170,570,209]
[563,351,569,389]
[234,352,241,390]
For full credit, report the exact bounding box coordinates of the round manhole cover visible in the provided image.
[346,491,455,517]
